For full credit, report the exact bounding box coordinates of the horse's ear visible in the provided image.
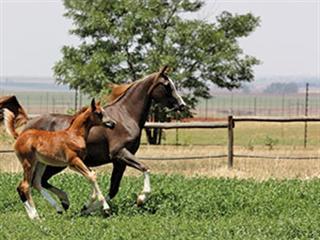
[91,98,96,111]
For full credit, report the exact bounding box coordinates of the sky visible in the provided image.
[0,0,319,81]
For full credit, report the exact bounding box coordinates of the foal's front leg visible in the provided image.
[69,157,111,216]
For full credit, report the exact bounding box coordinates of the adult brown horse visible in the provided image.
[4,66,186,215]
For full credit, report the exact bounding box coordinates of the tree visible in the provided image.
[54,0,260,143]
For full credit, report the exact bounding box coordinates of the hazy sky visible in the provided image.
[0,0,319,80]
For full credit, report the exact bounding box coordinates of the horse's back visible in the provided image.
[23,114,72,132]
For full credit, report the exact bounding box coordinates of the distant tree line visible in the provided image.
[263,82,298,94]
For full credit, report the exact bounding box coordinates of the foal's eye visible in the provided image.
[95,112,103,118]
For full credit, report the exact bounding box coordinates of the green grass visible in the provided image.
[1,173,320,239]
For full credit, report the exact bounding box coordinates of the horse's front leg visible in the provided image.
[107,159,127,200]
[117,148,151,206]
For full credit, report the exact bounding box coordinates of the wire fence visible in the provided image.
[195,93,320,118]
[1,90,319,117]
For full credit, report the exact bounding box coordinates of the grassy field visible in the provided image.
[1,173,320,239]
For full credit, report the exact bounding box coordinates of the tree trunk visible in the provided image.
[145,105,164,145]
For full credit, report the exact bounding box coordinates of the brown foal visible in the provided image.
[13,99,113,220]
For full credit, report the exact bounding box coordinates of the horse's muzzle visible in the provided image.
[174,104,186,112]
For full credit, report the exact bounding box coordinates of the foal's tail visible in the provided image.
[0,96,29,139]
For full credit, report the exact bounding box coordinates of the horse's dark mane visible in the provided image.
[106,73,157,107]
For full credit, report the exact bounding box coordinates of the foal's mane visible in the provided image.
[68,106,89,126]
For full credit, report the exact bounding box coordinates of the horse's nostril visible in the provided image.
[104,121,116,129]
[178,104,186,111]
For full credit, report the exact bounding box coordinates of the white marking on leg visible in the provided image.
[137,170,151,206]
[93,181,110,211]
[23,201,39,220]
[143,171,151,193]
[83,187,97,211]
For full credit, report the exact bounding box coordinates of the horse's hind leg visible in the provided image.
[41,166,70,211]
[17,157,39,220]
[32,162,63,214]
[117,148,151,206]
[69,157,111,216]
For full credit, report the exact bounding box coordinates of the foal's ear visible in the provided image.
[90,98,96,111]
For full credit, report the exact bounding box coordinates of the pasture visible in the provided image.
[1,113,320,239]
[1,174,320,239]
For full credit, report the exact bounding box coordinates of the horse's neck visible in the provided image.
[116,76,154,127]
[67,112,91,139]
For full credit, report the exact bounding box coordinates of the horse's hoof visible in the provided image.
[102,208,112,218]
[80,205,89,216]
[137,194,147,207]
[61,201,70,211]
[57,210,63,215]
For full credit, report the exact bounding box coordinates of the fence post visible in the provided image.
[228,115,234,169]
[304,83,309,148]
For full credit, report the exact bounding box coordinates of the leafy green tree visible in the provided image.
[54,0,260,143]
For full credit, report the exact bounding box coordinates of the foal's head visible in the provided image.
[85,99,115,129]
[149,66,186,111]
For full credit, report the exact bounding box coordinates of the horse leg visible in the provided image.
[41,166,70,211]
[32,162,63,214]
[69,157,111,217]
[80,186,97,214]
[17,157,39,220]
[117,148,151,206]
[108,159,127,200]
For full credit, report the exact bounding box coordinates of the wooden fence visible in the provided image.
[1,116,320,169]
[145,116,320,168]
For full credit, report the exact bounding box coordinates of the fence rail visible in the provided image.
[1,116,320,167]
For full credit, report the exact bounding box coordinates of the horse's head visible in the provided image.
[149,66,186,111]
[89,99,116,129]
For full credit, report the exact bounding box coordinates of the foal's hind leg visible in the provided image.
[17,157,39,220]
[32,163,63,214]
[69,157,111,216]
